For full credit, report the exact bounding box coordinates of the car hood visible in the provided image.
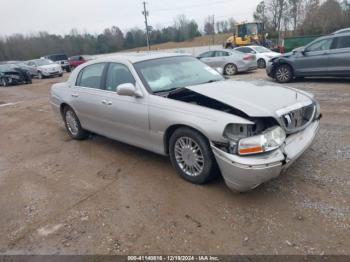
[186,80,313,117]
[38,64,60,70]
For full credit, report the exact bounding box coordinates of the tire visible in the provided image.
[1,78,8,87]
[274,64,293,83]
[59,73,63,77]
[38,72,44,79]
[169,127,219,184]
[257,58,266,68]
[66,66,71,73]
[224,63,237,76]
[63,106,89,140]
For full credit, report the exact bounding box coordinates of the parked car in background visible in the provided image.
[69,55,93,69]
[43,54,71,72]
[197,49,257,75]
[0,64,32,87]
[12,62,38,78]
[26,59,63,79]
[234,45,281,68]
[267,32,350,83]
[50,53,320,192]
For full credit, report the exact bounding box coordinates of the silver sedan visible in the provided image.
[50,53,320,192]
[197,49,258,75]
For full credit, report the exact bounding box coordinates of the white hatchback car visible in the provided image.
[234,46,281,68]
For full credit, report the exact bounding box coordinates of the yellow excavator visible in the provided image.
[225,22,266,48]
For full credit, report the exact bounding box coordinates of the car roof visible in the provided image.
[92,52,191,64]
[333,28,350,34]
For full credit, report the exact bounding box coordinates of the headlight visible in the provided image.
[238,126,286,155]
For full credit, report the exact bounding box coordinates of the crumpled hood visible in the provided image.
[186,80,313,117]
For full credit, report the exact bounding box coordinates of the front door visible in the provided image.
[294,38,333,76]
[97,63,150,149]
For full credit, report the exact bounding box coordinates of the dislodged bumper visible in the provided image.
[212,120,320,192]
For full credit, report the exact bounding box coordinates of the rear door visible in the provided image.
[210,51,231,67]
[293,38,333,76]
[328,35,350,76]
[69,62,108,132]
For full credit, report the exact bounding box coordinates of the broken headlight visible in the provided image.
[238,126,286,155]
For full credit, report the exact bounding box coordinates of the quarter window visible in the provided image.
[77,63,105,89]
[105,63,135,92]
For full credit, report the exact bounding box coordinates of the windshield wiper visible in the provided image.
[153,87,184,94]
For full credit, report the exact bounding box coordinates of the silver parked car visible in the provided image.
[50,53,321,192]
[197,49,257,75]
[26,59,63,79]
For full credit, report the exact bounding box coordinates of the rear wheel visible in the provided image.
[169,127,219,184]
[63,106,89,140]
[38,72,44,79]
[257,58,266,68]
[66,66,71,73]
[274,64,293,83]
[224,63,237,76]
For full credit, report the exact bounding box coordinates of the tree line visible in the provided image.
[0,15,210,62]
[254,0,350,39]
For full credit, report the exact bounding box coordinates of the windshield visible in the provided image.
[134,56,224,93]
[36,59,53,66]
[48,54,68,61]
[253,46,271,53]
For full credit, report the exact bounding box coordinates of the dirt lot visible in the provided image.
[0,70,349,255]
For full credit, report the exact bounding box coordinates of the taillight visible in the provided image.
[243,55,254,61]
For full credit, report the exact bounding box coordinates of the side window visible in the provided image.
[105,63,135,92]
[336,36,350,49]
[199,51,215,58]
[215,51,229,57]
[77,63,106,89]
[306,39,332,52]
[236,47,252,53]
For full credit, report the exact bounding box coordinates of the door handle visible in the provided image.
[71,93,79,98]
[101,99,112,105]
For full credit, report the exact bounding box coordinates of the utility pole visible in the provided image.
[142,1,150,51]
[212,15,215,46]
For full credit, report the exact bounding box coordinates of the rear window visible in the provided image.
[48,54,68,61]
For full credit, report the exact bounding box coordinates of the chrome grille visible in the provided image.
[280,103,316,133]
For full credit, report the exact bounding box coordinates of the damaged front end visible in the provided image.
[165,87,320,192]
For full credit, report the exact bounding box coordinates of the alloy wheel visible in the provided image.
[65,110,79,136]
[225,64,237,75]
[275,66,291,82]
[174,136,204,177]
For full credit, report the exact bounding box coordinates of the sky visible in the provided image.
[0,0,259,37]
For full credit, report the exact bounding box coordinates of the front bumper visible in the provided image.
[212,120,320,192]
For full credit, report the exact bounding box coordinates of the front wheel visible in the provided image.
[257,58,266,68]
[274,64,293,83]
[63,106,89,140]
[1,78,8,87]
[38,72,44,79]
[224,63,237,76]
[169,127,219,184]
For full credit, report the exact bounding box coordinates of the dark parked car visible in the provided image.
[267,32,350,83]
[43,54,71,72]
[0,64,32,87]
[68,55,93,69]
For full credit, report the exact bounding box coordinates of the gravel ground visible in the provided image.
[0,69,349,255]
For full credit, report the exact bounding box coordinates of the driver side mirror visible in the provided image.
[116,83,143,98]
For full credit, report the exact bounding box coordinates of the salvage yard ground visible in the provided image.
[0,69,349,255]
